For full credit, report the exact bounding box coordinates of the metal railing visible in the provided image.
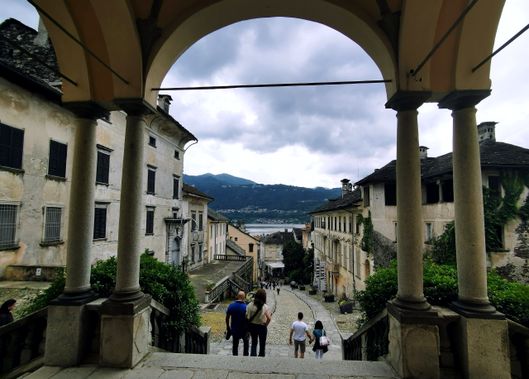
[0,308,47,378]
[342,309,388,361]
[214,254,246,261]
[150,299,209,354]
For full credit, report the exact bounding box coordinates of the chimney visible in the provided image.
[478,121,497,143]
[33,18,49,47]
[419,146,429,159]
[341,178,351,198]
[157,94,173,113]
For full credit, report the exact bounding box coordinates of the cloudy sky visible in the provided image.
[2,1,529,188]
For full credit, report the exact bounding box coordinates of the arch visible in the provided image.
[144,0,397,106]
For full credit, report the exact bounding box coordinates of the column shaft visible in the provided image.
[114,115,145,298]
[395,109,428,309]
[64,118,97,295]
[452,107,490,307]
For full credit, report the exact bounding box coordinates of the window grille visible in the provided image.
[44,207,62,243]
[0,204,17,249]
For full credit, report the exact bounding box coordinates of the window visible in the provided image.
[146,207,155,235]
[43,206,62,243]
[425,222,433,242]
[384,182,396,206]
[191,211,197,231]
[441,180,454,202]
[0,204,18,249]
[93,203,107,240]
[0,123,24,170]
[363,186,370,207]
[249,243,254,253]
[394,222,398,242]
[148,136,156,147]
[96,145,111,185]
[425,182,439,204]
[198,211,203,231]
[191,244,196,263]
[489,176,501,197]
[147,166,156,194]
[173,176,180,199]
[198,243,203,262]
[174,150,180,159]
[48,140,67,178]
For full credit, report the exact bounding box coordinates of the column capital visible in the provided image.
[438,89,491,111]
[64,101,110,120]
[385,91,431,111]
[115,98,156,116]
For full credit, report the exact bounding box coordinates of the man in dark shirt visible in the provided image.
[226,291,249,356]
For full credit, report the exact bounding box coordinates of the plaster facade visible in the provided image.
[227,224,260,281]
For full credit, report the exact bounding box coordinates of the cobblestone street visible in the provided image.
[209,287,359,360]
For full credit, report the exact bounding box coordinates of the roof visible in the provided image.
[226,239,245,256]
[208,208,229,222]
[356,139,529,186]
[0,18,61,100]
[292,228,302,240]
[182,183,214,201]
[309,187,362,214]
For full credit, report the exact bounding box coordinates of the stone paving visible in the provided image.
[210,287,343,360]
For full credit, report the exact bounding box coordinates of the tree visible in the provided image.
[282,240,307,283]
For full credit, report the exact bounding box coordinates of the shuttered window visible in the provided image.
[96,146,111,184]
[146,207,155,235]
[0,123,24,170]
[48,140,67,178]
[93,204,107,240]
[147,166,156,194]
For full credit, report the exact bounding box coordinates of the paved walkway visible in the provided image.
[210,287,343,360]
[188,260,245,303]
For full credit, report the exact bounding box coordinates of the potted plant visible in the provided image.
[308,286,317,295]
[324,293,335,302]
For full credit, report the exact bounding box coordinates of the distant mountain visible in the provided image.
[183,173,341,223]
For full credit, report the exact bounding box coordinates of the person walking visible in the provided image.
[289,312,313,358]
[311,320,328,359]
[225,291,249,356]
[246,288,271,357]
[0,299,16,327]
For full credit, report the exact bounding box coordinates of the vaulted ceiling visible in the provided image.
[32,0,505,109]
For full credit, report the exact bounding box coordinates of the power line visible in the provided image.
[153,79,391,91]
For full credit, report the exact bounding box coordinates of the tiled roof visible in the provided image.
[183,183,214,201]
[0,18,61,98]
[309,187,362,214]
[356,140,529,185]
[208,208,229,222]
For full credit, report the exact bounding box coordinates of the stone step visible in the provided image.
[26,352,398,378]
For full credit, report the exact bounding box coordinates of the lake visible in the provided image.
[245,223,305,236]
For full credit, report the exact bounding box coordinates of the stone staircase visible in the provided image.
[25,352,398,378]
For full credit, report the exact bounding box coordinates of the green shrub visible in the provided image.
[356,260,529,328]
[21,254,200,333]
[429,222,456,265]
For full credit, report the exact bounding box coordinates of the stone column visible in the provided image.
[439,90,510,379]
[100,100,155,368]
[45,103,108,366]
[385,92,440,379]
[386,92,431,312]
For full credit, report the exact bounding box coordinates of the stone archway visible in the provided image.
[31,1,509,376]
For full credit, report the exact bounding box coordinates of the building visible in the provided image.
[227,224,260,281]
[310,180,368,297]
[260,229,297,279]
[0,19,197,279]
[356,122,529,277]
[206,209,228,263]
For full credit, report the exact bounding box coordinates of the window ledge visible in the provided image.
[0,165,24,175]
[40,240,64,247]
[0,245,19,251]
[146,192,155,195]
[93,238,107,242]
[46,174,67,182]
[145,233,154,236]
[96,182,110,186]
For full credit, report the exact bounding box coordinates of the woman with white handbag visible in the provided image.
[311,320,329,359]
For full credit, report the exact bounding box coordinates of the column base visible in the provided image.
[454,316,510,379]
[108,289,145,303]
[390,296,432,313]
[450,300,501,318]
[387,309,441,379]
[99,294,152,368]
[53,289,99,305]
